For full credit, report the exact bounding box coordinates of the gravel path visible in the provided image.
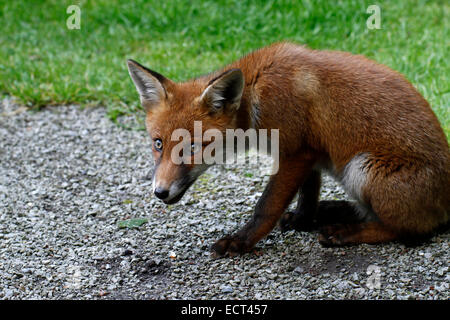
[0,98,448,300]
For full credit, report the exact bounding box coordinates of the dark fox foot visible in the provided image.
[210,235,252,258]
[318,224,365,247]
[318,224,347,247]
[279,211,315,233]
[319,222,399,246]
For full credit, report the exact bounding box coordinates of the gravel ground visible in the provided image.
[0,98,448,300]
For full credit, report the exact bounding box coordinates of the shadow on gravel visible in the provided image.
[91,254,172,299]
[94,255,172,278]
[294,250,381,276]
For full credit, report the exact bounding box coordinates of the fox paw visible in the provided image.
[210,236,252,258]
[318,224,346,247]
[279,211,315,233]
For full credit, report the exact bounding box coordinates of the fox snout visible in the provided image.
[152,164,207,204]
[152,174,186,204]
[152,177,196,204]
[153,187,169,200]
[152,179,185,204]
[152,180,183,204]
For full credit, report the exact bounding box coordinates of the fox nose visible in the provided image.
[154,187,169,200]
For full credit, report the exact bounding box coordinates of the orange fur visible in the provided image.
[128,42,449,256]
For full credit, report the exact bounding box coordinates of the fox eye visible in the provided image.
[154,139,163,151]
[191,142,201,155]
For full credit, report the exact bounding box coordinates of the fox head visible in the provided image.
[127,59,245,204]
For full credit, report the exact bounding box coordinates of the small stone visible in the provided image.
[4,290,14,298]
[293,266,304,274]
[122,249,133,256]
[221,285,233,293]
[436,267,447,276]
[98,290,109,297]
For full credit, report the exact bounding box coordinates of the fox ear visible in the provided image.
[201,69,244,111]
[127,59,171,110]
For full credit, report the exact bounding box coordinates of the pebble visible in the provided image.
[221,285,233,293]
[294,266,304,274]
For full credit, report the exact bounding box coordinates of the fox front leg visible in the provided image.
[211,155,315,257]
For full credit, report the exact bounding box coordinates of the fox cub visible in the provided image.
[128,42,449,257]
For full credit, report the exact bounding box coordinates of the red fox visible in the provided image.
[127,42,449,257]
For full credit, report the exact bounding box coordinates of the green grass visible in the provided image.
[0,0,448,138]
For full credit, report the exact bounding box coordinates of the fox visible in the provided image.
[127,42,449,257]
